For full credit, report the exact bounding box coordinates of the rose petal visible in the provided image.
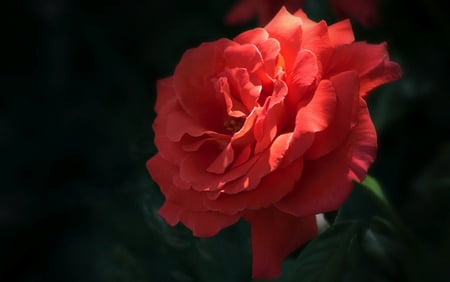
[232,144,252,168]
[174,39,235,130]
[293,9,317,27]
[300,20,333,67]
[254,79,288,154]
[205,157,303,214]
[150,157,244,232]
[287,49,320,106]
[207,142,235,174]
[244,208,318,279]
[258,38,281,76]
[225,68,261,112]
[276,99,377,217]
[222,132,297,195]
[347,99,378,180]
[179,149,259,192]
[234,27,269,45]
[153,78,189,164]
[326,42,402,97]
[158,201,182,226]
[159,201,241,237]
[328,19,354,46]
[224,44,264,73]
[147,155,206,210]
[295,79,336,133]
[214,76,248,118]
[166,111,208,142]
[265,7,303,72]
[305,70,359,159]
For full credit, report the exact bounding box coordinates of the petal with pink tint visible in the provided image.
[244,208,318,279]
[276,99,377,217]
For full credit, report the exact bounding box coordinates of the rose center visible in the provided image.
[224,117,245,134]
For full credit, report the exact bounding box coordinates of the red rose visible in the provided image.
[147,8,401,279]
[225,0,379,28]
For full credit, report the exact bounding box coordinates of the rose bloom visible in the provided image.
[147,7,401,279]
[225,0,379,28]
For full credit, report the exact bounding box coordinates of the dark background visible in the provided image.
[1,0,449,281]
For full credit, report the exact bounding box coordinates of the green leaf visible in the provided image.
[335,175,391,223]
[360,175,388,205]
[289,218,409,282]
[288,222,361,282]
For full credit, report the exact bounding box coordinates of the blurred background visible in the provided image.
[1,0,449,281]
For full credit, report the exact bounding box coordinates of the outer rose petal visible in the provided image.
[326,42,402,97]
[305,71,360,160]
[294,78,336,134]
[159,201,241,237]
[244,208,317,279]
[328,19,354,46]
[174,39,235,130]
[276,99,377,217]
[152,84,188,165]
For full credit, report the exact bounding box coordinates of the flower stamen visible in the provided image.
[224,117,245,133]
